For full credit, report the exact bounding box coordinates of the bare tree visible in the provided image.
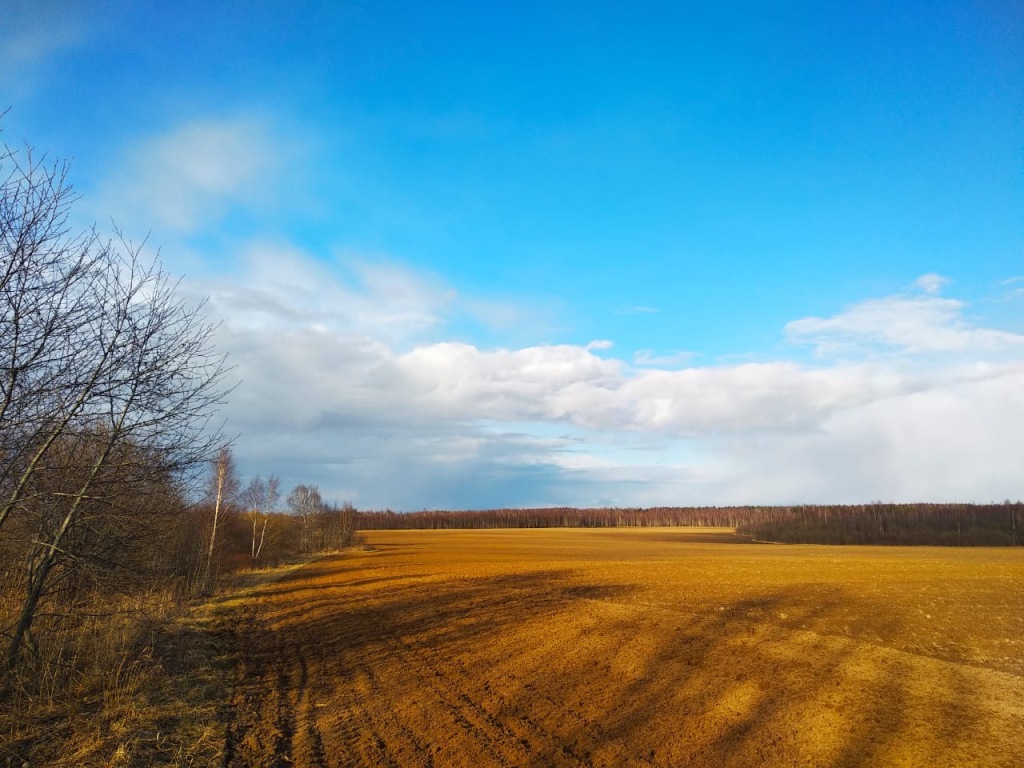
[262,475,280,559]
[287,484,322,554]
[242,473,279,565]
[0,140,231,671]
[338,501,356,549]
[0,145,107,536]
[201,447,239,591]
[311,501,358,551]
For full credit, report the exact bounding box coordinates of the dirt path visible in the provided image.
[218,529,1024,768]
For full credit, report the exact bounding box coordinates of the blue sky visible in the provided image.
[2,1,1022,508]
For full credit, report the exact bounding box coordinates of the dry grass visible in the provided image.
[221,527,1024,768]
[0,558,316,767]
[0,585,225,766]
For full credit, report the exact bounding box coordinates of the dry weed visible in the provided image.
[0,581,245,766]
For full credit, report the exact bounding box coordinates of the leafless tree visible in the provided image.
[0,140,231,671]
[0,145,106,536]
[202,447,239,591]
[242,473,279,565]
[313,501,357,551]
[287,484,322,554]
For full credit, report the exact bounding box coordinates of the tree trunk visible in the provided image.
[255,518,268,560]
[203,453,228,591]
[7,430,114,670]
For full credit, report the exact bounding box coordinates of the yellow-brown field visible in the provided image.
[220,528,1024,768]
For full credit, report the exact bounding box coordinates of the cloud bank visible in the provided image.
[193,248,1024,508]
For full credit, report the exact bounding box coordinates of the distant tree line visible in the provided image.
[735,502,1022,546]
[355,503,1024,546]
[356,506,746,530]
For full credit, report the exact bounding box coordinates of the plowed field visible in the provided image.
[218,528,1024,767]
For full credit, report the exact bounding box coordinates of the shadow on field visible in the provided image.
[223,556,989,768]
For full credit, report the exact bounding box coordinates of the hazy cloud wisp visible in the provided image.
[96,115,281,235]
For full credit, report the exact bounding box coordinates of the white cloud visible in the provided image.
[705,362,1024,504]
[398,342,626,425]
[633,349,695,367]
[195,243,456,347]
[194,251,1024,508]
[913,272,950,295]
[96,115,281,235]
[786,291,1024,356]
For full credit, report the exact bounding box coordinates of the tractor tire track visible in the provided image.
[385,634,522,767]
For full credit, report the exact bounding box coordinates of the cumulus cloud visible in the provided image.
[96,115,281,234]
[195,252,1024,508]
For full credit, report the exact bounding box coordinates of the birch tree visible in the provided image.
[287,484,321,554]
[243,473,279,565]
[201,447,239,591]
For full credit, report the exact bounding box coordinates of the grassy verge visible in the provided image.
[0,558,318,767]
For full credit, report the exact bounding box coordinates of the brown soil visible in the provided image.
[218,528,1024,767]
